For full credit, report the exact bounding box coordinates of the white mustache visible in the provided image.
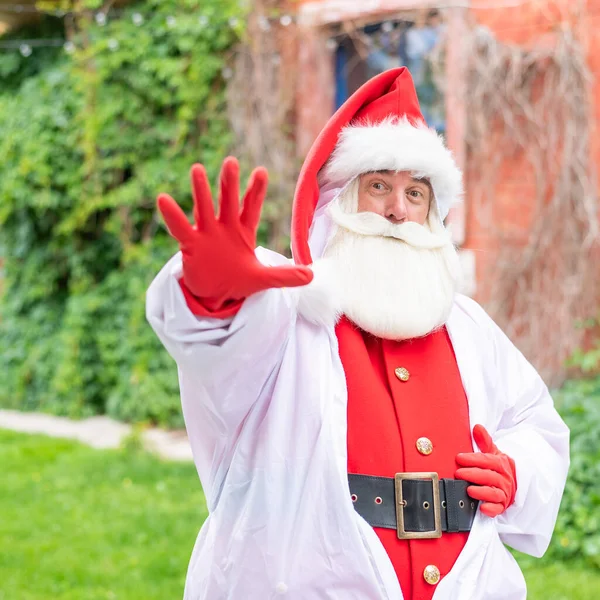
[326,198,451,250]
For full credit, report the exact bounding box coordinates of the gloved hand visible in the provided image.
[455,424,517,517]
[157,157,313,317]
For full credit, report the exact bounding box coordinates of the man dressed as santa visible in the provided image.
[147,68,569,600]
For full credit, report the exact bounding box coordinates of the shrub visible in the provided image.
[545,376,600,568]
[0,0,245,426]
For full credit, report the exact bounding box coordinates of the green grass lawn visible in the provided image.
[0,429,206,600]
[1,428,598,599]
[522,562,600,600]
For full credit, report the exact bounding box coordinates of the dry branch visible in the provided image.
[226,1,298,254]
[462,25,599,385]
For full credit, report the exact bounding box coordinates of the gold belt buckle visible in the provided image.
[394,472,442,540]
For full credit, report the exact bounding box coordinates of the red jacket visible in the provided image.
[338,317,474,600]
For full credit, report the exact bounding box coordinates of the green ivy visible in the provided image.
[567,315,600,375]
[545,377,600,568]
[0,0,245,426]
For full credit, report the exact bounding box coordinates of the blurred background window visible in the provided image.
[333,10,446,134]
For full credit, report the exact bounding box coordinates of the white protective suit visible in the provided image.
[147,233,570,599]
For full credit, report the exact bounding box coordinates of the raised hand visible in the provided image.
[157,157,313,317]
[455,424,517,518]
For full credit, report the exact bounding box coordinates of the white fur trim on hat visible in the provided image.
[319,117,463,221]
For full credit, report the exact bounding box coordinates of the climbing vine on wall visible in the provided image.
[461,25,598,386]
[0,0,244,425]
[225,0,300,254]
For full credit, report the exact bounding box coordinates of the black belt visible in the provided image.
[348,472,478,540]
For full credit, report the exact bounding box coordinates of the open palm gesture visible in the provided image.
[157,157,313,316]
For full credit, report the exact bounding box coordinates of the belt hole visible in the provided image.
[375,496,383,505]
[441,500,447,508]
[471,502,475,509]
[423,501,430,510]
[351,494,357,503]
[459,500,465,508]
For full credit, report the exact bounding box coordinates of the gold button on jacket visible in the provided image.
[394,367,410,382]
[416,437,433,456]
[423,565,441,585]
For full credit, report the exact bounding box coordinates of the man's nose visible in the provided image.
[385,189,408,223]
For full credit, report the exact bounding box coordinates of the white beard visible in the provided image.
[318,180,462,340]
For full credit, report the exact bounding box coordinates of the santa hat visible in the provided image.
[291,67,462,266]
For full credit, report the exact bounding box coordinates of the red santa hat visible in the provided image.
[291,67,462,266]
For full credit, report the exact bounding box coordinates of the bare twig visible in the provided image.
[458,23,599,385]
[226,1,298,254]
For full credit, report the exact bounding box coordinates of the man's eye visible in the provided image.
[372,182,385,191]
[408,190,426,201]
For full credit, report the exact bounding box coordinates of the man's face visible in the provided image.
[357,170,431,226]
[322,176,459,340]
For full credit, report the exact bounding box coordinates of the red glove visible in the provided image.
[455,424,517,518]
[157,157,313,318]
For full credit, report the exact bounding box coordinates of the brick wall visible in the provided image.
[295,0,599,301]
[461,0,599,303]
[292,0,599,380]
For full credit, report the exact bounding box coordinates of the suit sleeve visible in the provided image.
[145,248,297,508]
[487,320,570,557]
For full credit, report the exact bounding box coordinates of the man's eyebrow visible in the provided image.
[411,177,432,189]
[363,169,395,176]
